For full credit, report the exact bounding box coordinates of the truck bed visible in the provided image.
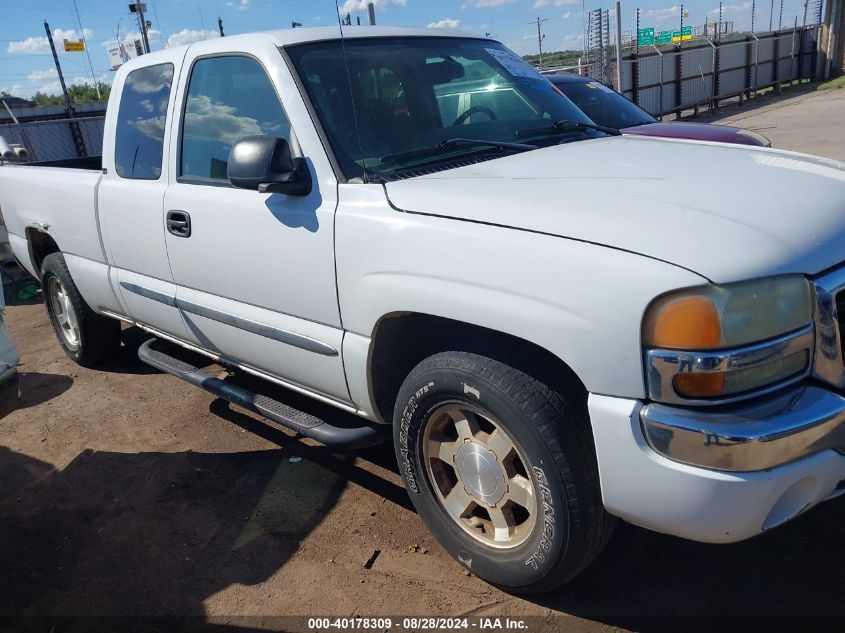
[0,163,106,277]
[27,156,102,170]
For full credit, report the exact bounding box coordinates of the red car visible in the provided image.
[548,74,771,147]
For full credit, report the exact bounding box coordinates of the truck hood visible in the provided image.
[384,135,845,283]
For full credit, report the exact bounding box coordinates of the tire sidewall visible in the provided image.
[41,257,85,364]
[395,362,571,589]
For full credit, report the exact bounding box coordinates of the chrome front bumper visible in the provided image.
[640,384,845,471]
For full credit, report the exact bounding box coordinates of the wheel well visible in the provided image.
[369,313,588,426]
[25,228,60,278]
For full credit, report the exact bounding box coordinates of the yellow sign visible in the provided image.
[63,39,85,52]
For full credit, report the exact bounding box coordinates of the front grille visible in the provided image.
[836,290,845,359]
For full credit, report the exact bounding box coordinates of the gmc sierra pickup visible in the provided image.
[2,26,845,593]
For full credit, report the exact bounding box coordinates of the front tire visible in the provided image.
[41,252,121,367]
[393,351,614,593]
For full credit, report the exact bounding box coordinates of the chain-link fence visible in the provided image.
[0,116,104,163]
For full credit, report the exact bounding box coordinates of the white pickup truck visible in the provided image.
[2,26,845,593]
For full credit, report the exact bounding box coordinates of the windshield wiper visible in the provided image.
[380,138,537,166]
[516,119,622,138]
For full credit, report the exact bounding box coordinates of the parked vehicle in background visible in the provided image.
[548,74,771,146]
[1,27,844,594]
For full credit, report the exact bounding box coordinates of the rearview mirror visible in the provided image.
[227,136,312,196]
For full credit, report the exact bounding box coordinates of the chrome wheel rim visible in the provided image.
[48,277,80,350]
[422,402,537,549]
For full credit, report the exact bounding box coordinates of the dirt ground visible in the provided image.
[2,89,845,631]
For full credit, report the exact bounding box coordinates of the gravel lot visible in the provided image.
[1,88,844,631]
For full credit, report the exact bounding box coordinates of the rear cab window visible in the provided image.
[114,63,174,180]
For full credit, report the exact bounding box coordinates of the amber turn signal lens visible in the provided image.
[645,296,721,349]
[673,372,727,398]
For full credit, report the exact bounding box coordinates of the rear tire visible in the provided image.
[393,351,614,594]
[41,252,121,367]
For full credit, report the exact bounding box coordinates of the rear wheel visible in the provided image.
[394,351,614,593]
[41,253,121,367]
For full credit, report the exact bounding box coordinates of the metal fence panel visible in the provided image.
[618,25,818,116]
[719,67,747,96]
[0,116,104,162]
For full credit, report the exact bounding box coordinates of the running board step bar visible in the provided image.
[138,338,386,449]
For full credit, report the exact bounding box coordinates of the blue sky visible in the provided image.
[0,0,811,99]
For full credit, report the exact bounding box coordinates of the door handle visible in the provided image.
[166,210,191,238]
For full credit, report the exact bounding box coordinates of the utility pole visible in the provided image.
[218,17,225,37]
[614,0,622,90]
[44,21,87,157]
[129,3,150,54]
[367,2,376,25]
[769,0,774,30]
[71,0,100,99]
[44,22,73,114]
[680,3,684,33]
[528,16,548,69]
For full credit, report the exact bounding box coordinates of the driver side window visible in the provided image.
[180,55,291,183]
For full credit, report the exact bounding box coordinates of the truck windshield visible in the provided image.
[286,37,599,180]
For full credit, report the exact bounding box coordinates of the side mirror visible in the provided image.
[227,136,312,196]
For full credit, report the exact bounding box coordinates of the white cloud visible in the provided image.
[225,0,251,10]
[555,0,580,5]
[428,18,460,29]
[102,29,162,52]
[0,85,24,98]
[341,0,406,11]
[562,33,584,45]
[7,28,93,54]
[166,29,220,48]
[708,2,751,13]
[640,5,682,22]
[35,81,63,96]
[562,11,573,18]
[27,68,58,82]
[70,74,111,87]
[474,0,517,6]
[533,0,550,7]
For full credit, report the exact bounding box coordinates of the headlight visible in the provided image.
[644,275,812,350]
[643,276,814,403]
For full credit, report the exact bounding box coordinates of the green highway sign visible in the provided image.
[657,30,672,44]
[672,25,692,42]
[637,27,655,46]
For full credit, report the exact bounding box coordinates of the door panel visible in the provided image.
[164,184,339,322]
[163,48,347,401]
[98,56,194,343]
[117,269,190,340]
[176,286,349,402]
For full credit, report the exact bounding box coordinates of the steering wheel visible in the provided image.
[453,106,497,126]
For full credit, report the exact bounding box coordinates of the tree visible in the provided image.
[29,81,111,107]
[522,49,582,68]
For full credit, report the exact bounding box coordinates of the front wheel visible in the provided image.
[393,351,614,593]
